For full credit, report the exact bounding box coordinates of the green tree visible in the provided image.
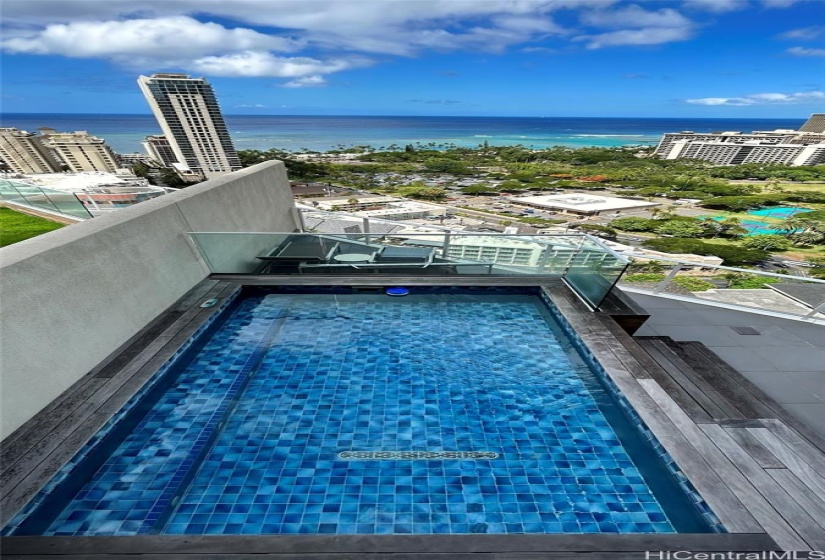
[158,168,186,188]
[654,220,706,238]
[741,235,791,251]
[789,231,824,246]
[609,217,658,232]
[717,218,749,239]
[722,273,780,289]
[461,184,498,196]
[641,238,768,265]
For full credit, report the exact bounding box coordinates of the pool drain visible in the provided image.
[338,450,499,460]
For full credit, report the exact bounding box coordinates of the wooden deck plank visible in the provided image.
[680,344,825,455]
[671,342,776,420]
[546,297,763,535]
[700,424,825,551]
[633,339,720,422]
[0,283,233,494]
[0,378,107,477]
[0,281,221,466]
[637,379,808,551]
[748,428,825,499]
[722,428,785,469]
[215,274,561,286]
[0,280,228,478]
[643,339,740,420]
[0,534,781,555]
[0,283,239,527]
[1,553,775,560]
[768,469,825,532]
[761,419,825,474]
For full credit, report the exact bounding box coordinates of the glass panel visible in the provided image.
[564,236,630,308]
[0,180,91,219]
[618,257,825,321]
[188,232,631,305]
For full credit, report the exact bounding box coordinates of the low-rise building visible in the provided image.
[511,193,659,216]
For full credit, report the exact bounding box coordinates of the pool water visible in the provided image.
[747,207,811,219]
[6,291,714,536]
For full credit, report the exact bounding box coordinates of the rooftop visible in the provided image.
[1,161,824,557]
[512,193,659,213]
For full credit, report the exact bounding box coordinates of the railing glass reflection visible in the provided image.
[189,231,630,308]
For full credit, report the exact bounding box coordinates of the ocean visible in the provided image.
[0,114,805,155]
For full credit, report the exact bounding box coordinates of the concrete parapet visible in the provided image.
[0,161,296,439]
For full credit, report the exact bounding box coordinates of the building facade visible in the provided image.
[654,115,825,166]
[137,74,242,180]
[38,129,120,173]
[142,135,178,168]
[665,139,825,166]
[0,128,63,174]
[799,113,825,133]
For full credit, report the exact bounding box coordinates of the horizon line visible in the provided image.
[0,112,807,120]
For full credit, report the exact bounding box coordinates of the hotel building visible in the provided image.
[0,128,63,174]
[37,128,120,173]
[137,73,242,180]
[654,114,825,166]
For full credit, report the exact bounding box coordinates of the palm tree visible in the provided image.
[714,217,748,238]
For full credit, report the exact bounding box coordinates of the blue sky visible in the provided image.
[1,0,823,117]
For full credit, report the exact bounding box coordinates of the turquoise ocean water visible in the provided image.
[0,114,804,155]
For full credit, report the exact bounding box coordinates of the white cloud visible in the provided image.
[580,5,692,29]
[1,16,298,61]
[787,46,825,57]
[189,51,369,78]
[686,91,825,106]
[575,27,693,49]
[681,0,746,12]
[778,26,825,40]
[575,4,694,48]
[761,0,802,7]
[282,75,327,88]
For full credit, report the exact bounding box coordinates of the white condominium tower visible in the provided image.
[137,74,241,180]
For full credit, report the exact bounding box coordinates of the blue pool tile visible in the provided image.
[15,293,702,537]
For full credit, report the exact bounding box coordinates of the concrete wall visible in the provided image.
[0,161,297,439]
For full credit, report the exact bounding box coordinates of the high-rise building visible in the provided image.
[38,128,120,173]
[142,135,178,168]
[137,73,242,180]
[799,113,825,133]
[0,128,63,174]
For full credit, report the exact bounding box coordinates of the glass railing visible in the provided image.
[188,232,630,308]
[0,180,92,220]
[617,256,825,322]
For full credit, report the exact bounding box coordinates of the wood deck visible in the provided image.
[2,279,823,557]
[544,284,825,553]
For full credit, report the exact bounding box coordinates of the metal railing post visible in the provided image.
[803,298,825,319]
[363,217,371,245]
[653,264,683,293]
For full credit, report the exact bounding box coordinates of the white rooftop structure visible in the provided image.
[512,193,659,215]
[13,172,149,193]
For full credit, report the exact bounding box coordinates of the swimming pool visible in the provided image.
[708,206,812,235]
[4,290,716,536]
[747,207,812,220]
